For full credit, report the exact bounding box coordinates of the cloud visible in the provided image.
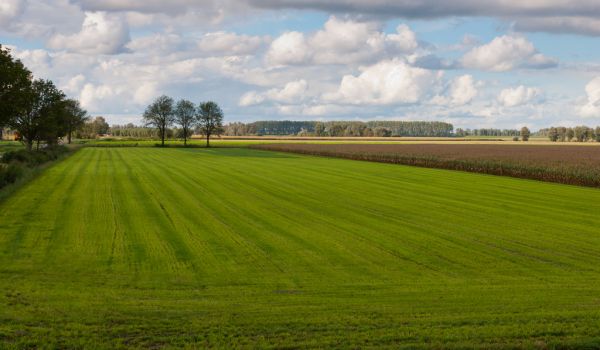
[266,16,419,66]
[513,16,600,37]
[325,59,441,105]
[240,79,308,106]
[249,0,600,20]
[0,0,25,27]
[266,31,310,66]
[498,86,541,107]
[198,31,269,56]
[431,74,478,106]
[579,76,600,118]
[461,35,557,71]
[47,11,130,54]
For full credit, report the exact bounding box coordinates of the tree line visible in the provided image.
[538,126,600,142]
[224,121,454,137]
[0,45,88,150]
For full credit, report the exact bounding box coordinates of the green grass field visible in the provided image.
[2,147,600,348]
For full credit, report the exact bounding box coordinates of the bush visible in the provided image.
[1,146,70,166]
[0,163,25,188]
[512,137,519,141]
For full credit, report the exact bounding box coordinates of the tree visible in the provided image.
[520,126,530,142]
[548,127,559,142]
[143,95,175,147]
[91,116,110,136]
[8,79,65,150]
[174,99,196,146]
[314,122,325,137]
[574,126,587,142]
[62,99,88,144]
[557,127,567,142]
[0,45,32,128]
[596,127,600,142]
[567,128,575,142]
[196,101,224,147]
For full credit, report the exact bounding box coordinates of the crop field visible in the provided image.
[254,143,600,187]
[2,147,600,348]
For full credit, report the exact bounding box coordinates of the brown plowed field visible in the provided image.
[252,143,600,187]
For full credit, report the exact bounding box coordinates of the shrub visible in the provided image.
[1,146,69,166]
[0,163,25,188]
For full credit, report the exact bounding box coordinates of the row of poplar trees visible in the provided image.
[0,45,88,150]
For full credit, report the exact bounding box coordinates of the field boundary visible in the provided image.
[0,145,81,203]
[252,144,600,188]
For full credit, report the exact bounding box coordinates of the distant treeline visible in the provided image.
[224,121,454,137]
[455,128,520,137]
[537,126,600,142]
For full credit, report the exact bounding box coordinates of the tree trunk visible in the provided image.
[161,128,165,147]
[206,133,210,148]
[26,140,33,151]
[68,129,72,144]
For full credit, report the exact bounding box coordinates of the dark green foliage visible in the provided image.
[0,162,25,187]
[0,145,71,190]
[1,145,70,166]
[0,45,32,128]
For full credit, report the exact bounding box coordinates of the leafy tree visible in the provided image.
[567,128,575,142]
[314,122,325,136]
[574,126,586,142]
[520,126,530,142]
[557,127,567,142]
[8,79,65,150]
[548,127,559,142]
[0,45,32,128]
[174,99,196,146]
[596,127,600,142]
[143,95,175,147]
[374,126,391,137]
[92,116,110,135]
[62,99,88,144]
[197,101,224,147]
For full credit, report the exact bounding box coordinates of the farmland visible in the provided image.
[254,143,600,187]
[1,146,600,348]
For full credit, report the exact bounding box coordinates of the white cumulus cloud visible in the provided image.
[48,11,130,54]
[579,76,600,118]
[326,59,441,105]
[462,35,557,71]
[498,86,541,107]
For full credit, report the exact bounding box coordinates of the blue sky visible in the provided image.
[1,0,600,129]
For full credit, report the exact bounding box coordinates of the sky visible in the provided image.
[1,0,600,129]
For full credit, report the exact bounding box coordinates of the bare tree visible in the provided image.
[196,101,223,148]
[143,95,175,147]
